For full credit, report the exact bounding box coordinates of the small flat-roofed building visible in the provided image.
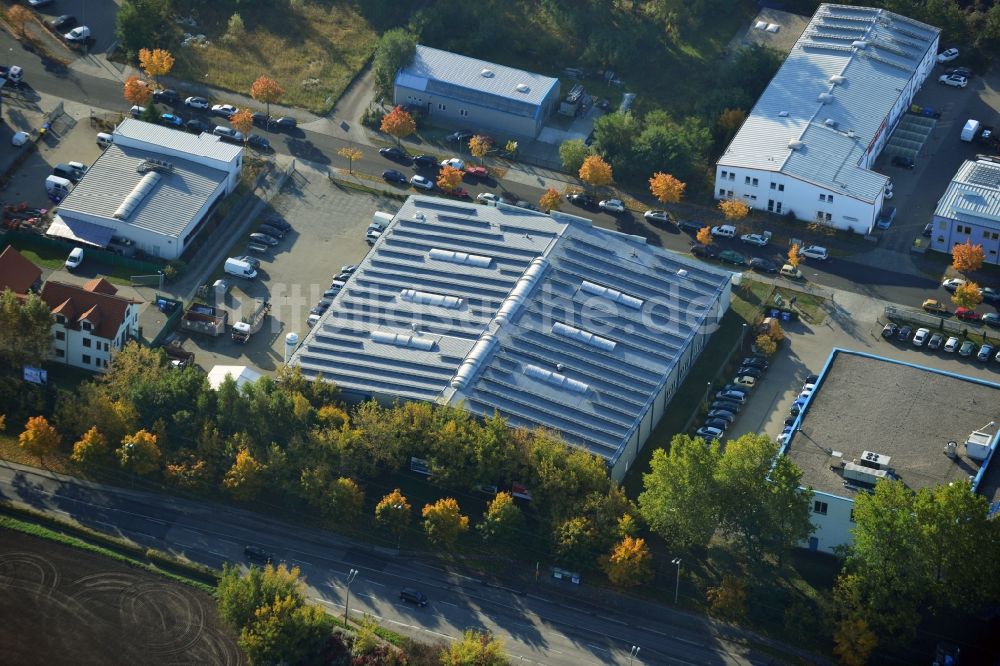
[394,45,561,138]
[716,4,940,234]
[289,196,733,481]
[929,158,1000,265]
[781,349,1000,553]
[47,119,243,260]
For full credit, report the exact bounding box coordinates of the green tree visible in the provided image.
[559,139,590,172]
[478,491,525,550]
[223,12,246,45]
[602,536,653,588]
[117,429,161,476]
[217,562,303,630]
[765,453,815,565]
[440,629,508,666]
[239,594,334,666]
[634,115,712,182]
[373,28,418,98]
[422,498,469,549]
[71,426,110,469]
[0,288,53,369]
[639,435,721,551]
[523,430,610,521]
[591,112,640,171]
[115,0,174,61]
[553,515,599,571]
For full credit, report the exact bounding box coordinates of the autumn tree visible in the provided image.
[707,575,748,620]
[19,416,61,461]
[952,240,984,273]
[579,154,613,191]
[123,75,152,106]
[441,630,507,666]
[602,537,653,588]
[833,616,878,666]
[437,164,463,192]
[249,74,285,120]
[117,429,161,476]
[71,427,109,469]
[717,108,747,141]
[559,139,589,172]
[539,188,562,212]
[224,447,267,500]
[648,172,686,205]
[7,5,31,37]
[468,134,492,165]
[787,243,801,268]
[718,199,750,221]
[422,498,469,549]
[138,48,174,83]
[375,488,411,547]
[951,281,983,309]
[337,146,362,174]
[696,226,712,246]
[478,491,525,550]
[380,106,416,145]
[755,334,777,357]
[229,110,253,142]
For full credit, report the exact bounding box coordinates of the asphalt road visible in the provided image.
[0,460,796,666]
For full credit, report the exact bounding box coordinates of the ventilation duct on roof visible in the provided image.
[825,118,838,128]
[495,257,549,325]
[113,171,161,220]
[450,334,497,389]
[480,68,495,77]
[400,289,463,310]
[788,139,804,150]
[523,364,589,394]
[778,111,789,117]
[818,92,833,103]
[552,322,617,352]
[579,280,643,309]
[829,74,846,84]
[429,248,492,268]
[852,40,868,49]
[515,83,530,93]
[370,330,436,351]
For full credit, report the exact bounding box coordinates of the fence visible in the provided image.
[147,294,184,348]
[884,304,994,341]
[1,230,161,274]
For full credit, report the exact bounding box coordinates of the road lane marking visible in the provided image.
[671,636,702,647]
[437,600,457,607]
[355,592,375,599]
[638,626,667,636]
[423,628,455,640]
[365,579,385,586]
[587,644,609,653]
[595,614,627,625]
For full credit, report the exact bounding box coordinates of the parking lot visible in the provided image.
[181,167,401,371]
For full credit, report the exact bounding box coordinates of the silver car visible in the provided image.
[249,232,279,246]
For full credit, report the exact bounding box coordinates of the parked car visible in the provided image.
[740,232,771,247]
[977,344,995,362]
[441,157,465,171]
[252,112,269,127]
[213,126,244,144]
[945,66,973,78]
[249,232,279,246]
[48,15,76,31]
[896,325,913,342]
[129,105,146,118]
[937,47,960,63]
[749,257,778,274]
[979,287,1000,304]
[410,175,434,190]
[644,210,671,223]
[691,244,719,259]
[704,418,730,432]
[446,130,474,143]
[955,307,981,321]
[266,216,292,234]
[64,26,91,42]
[982,312,1000,328]
[912,328,930,347]
[311,299,332,315]
[412,154,438,169]
[185,96,209,109]
[65,247,83,271]
[383,169,408,184]
[258,224,285,239]
[379,146,409,162]
[881,322,899,338]
[186,118,212,134]
[211,103,239,118]
[567,192,595,207]
[928,333,943,350]
[340,264,358,275]
[922,299,948,314]
[706,409,736,424]
[780,264,803,279]
[695,426,723,441]
[399,587,428,607]
[160,113,183,127]
[234,255,260,269]
[599,198,626,213]
[247,134,271,152]
[678,220,704,234]
[938,73,968,88]
[716,390,747,403]
[711,399,742,414]
[273,116,297,130]
[153,89,180,105]
[736,366,763,379]
[942,277,967,292]
[799,245,829,260]
[443,187,470,199]
[710,224,736,238]
[734,376,756,389]
[944,336,960,353]
[718,250,747,266]
[959,340,977,357]
[891,155,915,169]
[741,356,768,370]
[366,229,382,244]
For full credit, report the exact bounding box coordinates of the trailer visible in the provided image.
[180,303,228,336]
[232,300,271,343]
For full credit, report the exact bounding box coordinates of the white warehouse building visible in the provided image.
[716,4,939,234]
[289,196,733,481]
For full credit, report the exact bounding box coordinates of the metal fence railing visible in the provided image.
[884,304,992,339]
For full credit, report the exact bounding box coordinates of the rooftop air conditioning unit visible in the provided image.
[966,430,993,461]
[852,40,868,49]
[829,75,846,85]
[844,461,888,485]
[825,118,837,128]
[818,92,833,103]
[480,68,495,77]
[860,450,891,470]
[788,139,804,150]
[515,83,530,93]
[778,111,789,117]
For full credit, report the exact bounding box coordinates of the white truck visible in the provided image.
[961,119,981,142]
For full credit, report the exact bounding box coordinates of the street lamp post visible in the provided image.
[343,568,358,624]
[629,645,640,665]
[671,557,682,605]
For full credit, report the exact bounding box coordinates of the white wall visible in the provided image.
[930,215,1000,265]
[804,491,855,554]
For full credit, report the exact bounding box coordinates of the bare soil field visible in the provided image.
[0,529,244,666]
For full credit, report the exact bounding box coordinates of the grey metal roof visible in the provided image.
[56,143,228,238]
[718,4,939,203]
[934,159,1000,229]
[290,196,731,466]
[115,118,243,163]
[396,45,559,110]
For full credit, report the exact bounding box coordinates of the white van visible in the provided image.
[711,224,736,238]
[96,132,113,148]
[224,257,258,279]
[800,245,829,260]
[45,175,72,197]
[372,211,394,229]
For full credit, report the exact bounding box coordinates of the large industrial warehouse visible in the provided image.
[288,196,733,480]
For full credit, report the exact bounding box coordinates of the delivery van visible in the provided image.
[96,132,113,148]
[45,175,72,197]
[224,257,258,279]
[372,211,394,229]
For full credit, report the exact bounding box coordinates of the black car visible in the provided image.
[379,146,409,162]
[259,224,285,239]
[247,134,271,152]
[244,546,273,564]
[153,88,180,105]
[273,116,297,130]
[749,257,778,274]
[945,66,973,78]
[896,325,913,341]
[691,244,719,259]
[252,112,269,127]
[412,154,439,169]
[784,416,797,427]
[741,357,768,370]
[881,322,899,338]
[566,192,595,207]
[678,220,704,234]
[265,216,292,233]
[711,399,742,414]
[446,129,474,143]
[48,14,76,30]
[186,118,212,134]
[706,409,736,424]
[804,374,819,385]
[383,169,408,184]
[310,299,332,315]
[399,587,428,606]
[704,418,729,432]
[891,155,915,169]
[735,366,762,379]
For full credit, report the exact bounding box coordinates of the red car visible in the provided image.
[442,188,470,199]
[464,166,489,179]
[955,307,981,321]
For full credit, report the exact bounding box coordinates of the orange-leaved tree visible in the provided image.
[19,416,61,461]
[718,199,750,221]
[123,75,152,106]
[117,429,161,476]
[229,110,253,141]
[696,226,712,246]
[952,240,984,273]
[138,48,175,83]
[602,536,653,588]
[951,281,983,309]
[223,447,266,500]
[579,154,613,191]
[649,172,685,205]
[7,5,31,37]
[380,106,416,145]
[250,74,285,120]
[71,426,109,470]
[337,147,363,174]
[539,188,561,212]
[437,165,463,192]
[469,134,492,165]
[787,243,801,268]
